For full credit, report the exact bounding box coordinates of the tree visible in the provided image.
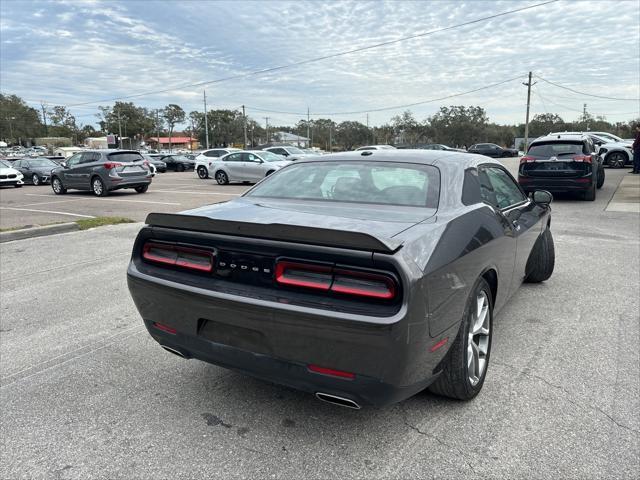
[336,121,370,150]
[390,110,425,146]
[48,105,78,139]
[427,106,489,147]
[98,102,157,143]
[162,104,186,151]
[0,94,43,144]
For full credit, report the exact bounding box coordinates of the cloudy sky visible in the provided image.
[1,0,639,128]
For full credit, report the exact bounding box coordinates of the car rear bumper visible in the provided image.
[127,264,440,407]
[518,176,594,192]
[108,176,152,190]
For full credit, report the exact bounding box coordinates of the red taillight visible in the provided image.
[574,178,591,183]
[572,155,592,163]
[104,161,123,170]
[430,337,449,352]
[308,364,355,380]
[520,156,535,164]
[518,177,531,183]
[274,260,397,300]
[142,242,214,272]
[274,261,332,291]
[153,322,177,334]
[331,269,396,300]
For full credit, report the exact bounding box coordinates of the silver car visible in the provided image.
[210,150,291,185]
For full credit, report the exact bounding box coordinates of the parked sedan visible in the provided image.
[141,154,167,173]
[0,159,24,188]
[11,158,59,185]
[209,150,291,185]
[468,143,519,158]
[356,145,397,151]
[263,145,312,161]
[195,148,241,179]
[418,144,466,153]
[51,150,152,196]
[127,150,554,408]
[153,154,195,172]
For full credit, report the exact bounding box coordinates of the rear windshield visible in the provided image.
[29,159,58,167]
[108,152,143,162]
[528,141,586,157]
[246,161,440,208]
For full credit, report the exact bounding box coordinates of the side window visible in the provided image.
[479,166,526,209]
[204,151,217,157]
[271,148,286,155]
[81,152,99,163]
[225,153,242,162]
[244,153,260,162]
[14,160,23,168]
[66,153,82,166]
[462,168,482,205]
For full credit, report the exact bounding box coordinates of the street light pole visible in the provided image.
[203,90,210,149]
[242,105,248,149]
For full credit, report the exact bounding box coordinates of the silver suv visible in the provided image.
[50,150,152,197]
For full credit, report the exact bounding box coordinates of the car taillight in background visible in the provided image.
[520,156,536,163]
[142,242,215,272]
[104,162,123,170]
[275,260,397,300]
[572,155,592,163]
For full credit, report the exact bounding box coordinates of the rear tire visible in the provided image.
[215,171,229,185]
[197,166,209,179]
[51,176,66,195]
[135,185,148,193]
[91,176,108,197]
[525,228,555,283]
[177,163,185,172]
[14,184,22,188]
[429,277,493,400]
[583,182,596,201]
[597,168,605,189]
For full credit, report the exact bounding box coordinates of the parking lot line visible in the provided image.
[16,199,85,208]
[23,193,181,206]
[0,206,95,218]
[152,189,240,196]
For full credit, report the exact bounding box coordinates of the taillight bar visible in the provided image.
[104,161,123,170]
[275,260,398,300]
[520,156,535,163]
[572,155,592,163]
[142,242,214,272]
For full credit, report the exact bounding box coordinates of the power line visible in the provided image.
[534,87,638,116]
[54,1,556,107]
[535,75,640,101]
[245,75,525,116]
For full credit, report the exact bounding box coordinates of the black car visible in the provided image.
[418,143,466,153]
[51,150,152,196]
[127,150,555,408]
[518,134,605,201]
[11,157,60,185]
[468,143,519,158]
[152,154,195,172]
[141,154,167,173]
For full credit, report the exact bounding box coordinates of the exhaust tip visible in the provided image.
[315,392,361,410]
[160,345,187,358]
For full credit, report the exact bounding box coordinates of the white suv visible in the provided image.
[549,131,633,168]
[195,148,241,179]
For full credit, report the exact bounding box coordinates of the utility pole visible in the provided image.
[328,123,332,153]
[40,102,48,136]
[242,105,248,149]
[264,117,270,143]
[583,103,589,131]
[156,109,160,151]
[522,71,536,152]
[366,113,370,143]
[307,107,310,148]
[117,107,123,149]
[203,90,210,149]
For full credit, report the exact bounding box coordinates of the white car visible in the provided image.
[208,150,291,185]
[355,145,397,151]
[550,132,633,168]
[195,148,241,179]
[0,160,24,188]
[263,145,312,161]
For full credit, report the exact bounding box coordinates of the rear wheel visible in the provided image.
[135,185,148,193]
[51,177,66,195]
[91,176,108,197]
[197,166,209,179]
[606,152,627,169]
[525,228,555,283]
[32,174,41,186]
[583,182,596,201]
[215,170,229,185]
[597,168,605,189]
[14,184,22,188]
[429,277,493,400]
[177,163,185,172]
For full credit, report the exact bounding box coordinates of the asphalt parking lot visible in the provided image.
[1,159,638,479]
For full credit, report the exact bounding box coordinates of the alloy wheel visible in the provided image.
[93,178,103,195]
[52,178,62,193]
[32,174,40,185]
[608,153,626,168]
[216,172,228,185]
[467,291,490,386]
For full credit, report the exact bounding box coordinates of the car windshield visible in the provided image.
[528,141,585,157]
[596,133,623,143]
[108,152,143,162]
[170,155,190,161]
[246,161,440,208]
[258,151,285,162]
[286,147,305,154]
[28,159,57,167]
[0,160,11,168]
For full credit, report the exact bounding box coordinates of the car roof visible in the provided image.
[81,149,140,154]
[297,148,502,170]
[532,134,590,143]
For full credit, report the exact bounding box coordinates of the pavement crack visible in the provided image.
[494,360,640,435]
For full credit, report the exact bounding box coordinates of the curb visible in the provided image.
[0,222,81,243]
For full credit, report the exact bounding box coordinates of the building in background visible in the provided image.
[272,131,309,148]
[147,133,198,151]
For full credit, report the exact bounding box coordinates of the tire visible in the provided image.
[596,168,605,189]
[606,152,627,168]
[215,170,229,185]
[177,163,185,172]
[428,277,493,400]
[135,185,148,193]
[197,166,209,179]
[91,176,108,197]
[32,174,41,186]
[525,228,555,283]
[51,176,66,195]
[14,184,22,188]
[583,182,596,201]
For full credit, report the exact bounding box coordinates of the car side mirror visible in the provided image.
[61,162,68,168]
[532,190,553,205]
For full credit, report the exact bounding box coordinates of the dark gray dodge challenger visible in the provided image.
[127,150,555,408]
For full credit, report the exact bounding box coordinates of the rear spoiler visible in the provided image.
[145,213,402,254]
